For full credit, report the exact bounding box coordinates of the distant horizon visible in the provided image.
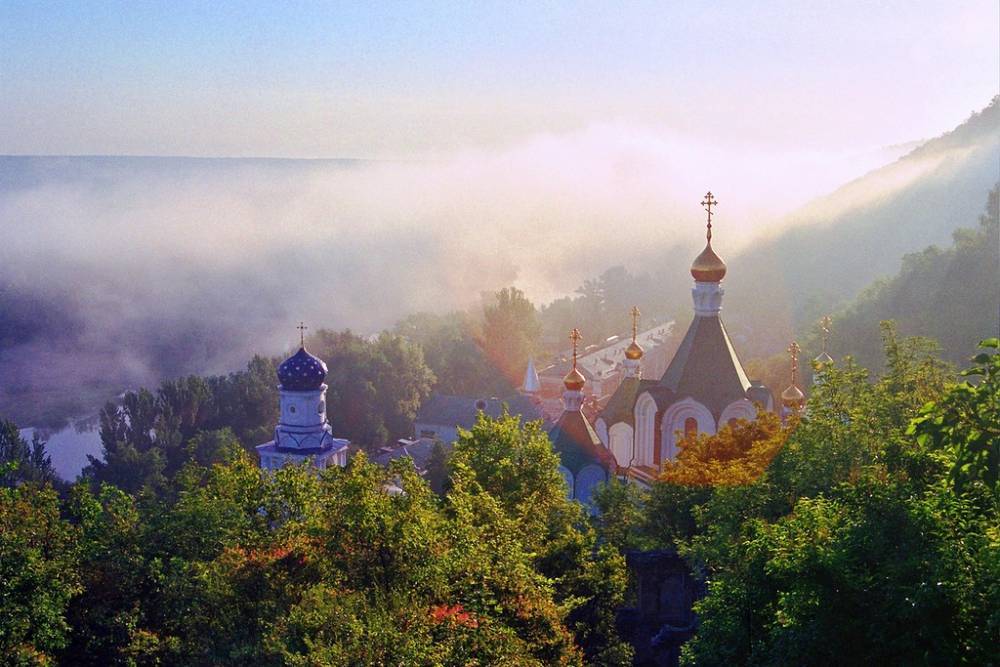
[0,95,991,162]
[3,2,997,159]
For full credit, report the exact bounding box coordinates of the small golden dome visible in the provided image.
[624,340,644,360]
[691,241,727,282]
[781,384,805,407]
[563,367,586,391]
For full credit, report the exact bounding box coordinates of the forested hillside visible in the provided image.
[726,97,1000,356]
[823,184,999,370]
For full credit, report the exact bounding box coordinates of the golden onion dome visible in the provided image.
[563,366,586,391]
[624,340,644,360]
[781,384,805,407]
[690,241,727,282]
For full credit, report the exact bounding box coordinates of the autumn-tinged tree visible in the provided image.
[660,411,788,487]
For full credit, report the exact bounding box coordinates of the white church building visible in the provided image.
[256,344,349,471]
[595,192,773,484]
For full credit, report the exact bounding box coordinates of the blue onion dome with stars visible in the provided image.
[277,347,328,391]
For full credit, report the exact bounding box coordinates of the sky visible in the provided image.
[1,0,998,159]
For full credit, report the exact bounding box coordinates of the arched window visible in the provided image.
[684,417,698,439]
[575,465,607,508]
[609,423,634,468]
[635,396,656,467]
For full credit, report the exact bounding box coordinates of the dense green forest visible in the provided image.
[596,331,999,665]
[2,324,997,664]
[743,185,999,397]
[822,184,999,371]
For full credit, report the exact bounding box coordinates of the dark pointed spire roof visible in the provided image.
[277,347,328,391]
[658,315,751,418]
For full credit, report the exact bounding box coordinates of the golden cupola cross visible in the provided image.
[788,340,801,388]
[701,191,718,241]
[570,327,582,369]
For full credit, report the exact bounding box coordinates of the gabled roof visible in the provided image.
[658,315,751,418]
[547,410,613,475]
[415,394,544,430]
[599,378,658,426]
[374,439,450,470]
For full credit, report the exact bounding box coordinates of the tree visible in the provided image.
[482,287,541,387]
[910,338,1000,497]
[450,412,633,664]
[674,336,995,666]
[395,311,513,397]
[661,412,788,487]
[424,440,449,496]
[310,329,434,450]
[0,419,57,488]
[0,483,80,664]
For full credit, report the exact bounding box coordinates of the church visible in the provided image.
[256,331,350,471]
[592,192,774,485]
[254,193,802,495]
[546,328,616,506]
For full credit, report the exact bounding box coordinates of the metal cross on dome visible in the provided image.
[701,191,718,242]
[569,328,582,369]
[788,340,801,386]
[630,306,641,342]
[820,315,832,354]
[297,321,308,348]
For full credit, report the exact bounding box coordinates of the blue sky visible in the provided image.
[1,1,997,157]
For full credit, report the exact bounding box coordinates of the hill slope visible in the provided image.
[826,184,999,370]
[725,97,1000,356]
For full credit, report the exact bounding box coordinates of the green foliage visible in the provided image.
[424,439,449,495]
[395,311,513,397]
[909,338,1000,496]
[451,412,633,664]
[309,329,435,449]
[819,184,999,371]
[482,287,542,387]
[0,484,80,664]
[0,419,58,488]
[0,410,640,664]
[592,331,997,665]
[676,336,998,666]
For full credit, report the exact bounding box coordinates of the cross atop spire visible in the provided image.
[820,315,832,355]
[569,328,582,370]
[297,321,308,348]
[788,340,801,387]
[630,306,641,342]
[701,191,718,242]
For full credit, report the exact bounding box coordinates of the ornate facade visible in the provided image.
[596,193,773,482]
